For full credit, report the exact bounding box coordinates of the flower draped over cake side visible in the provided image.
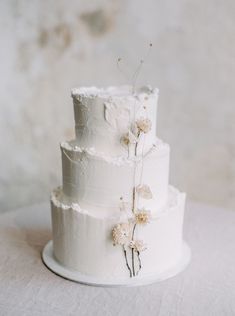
[112,106,154,278]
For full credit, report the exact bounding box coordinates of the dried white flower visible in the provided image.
[112,223,131,246]
[121,131,138,146]
[135,209,151,225]
[129,240,147,252]
[136,185,153,199]
[136,118,152,133]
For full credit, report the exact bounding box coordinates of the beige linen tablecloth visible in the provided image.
[0,201,235,316]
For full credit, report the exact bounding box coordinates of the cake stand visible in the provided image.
[42,240,191,287]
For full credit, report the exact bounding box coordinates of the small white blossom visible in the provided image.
[121,131,138,146]
[136,118,152,134]
[112,223,131,246]
[136,185,153,199]
[129,240,147,252]
[135,209,151,225]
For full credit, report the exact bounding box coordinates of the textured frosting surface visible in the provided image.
[51,186,185,278]
[72,85,159,157]
[61,138,170,215]
[50,86,187,280]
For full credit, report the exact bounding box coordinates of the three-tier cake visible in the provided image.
[42,86,191,286]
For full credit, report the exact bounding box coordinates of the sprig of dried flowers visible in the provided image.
[117,43,153,93]
[112,112,153,277]
[112,43,154,278]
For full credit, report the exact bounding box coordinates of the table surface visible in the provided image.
[0,201,235,316]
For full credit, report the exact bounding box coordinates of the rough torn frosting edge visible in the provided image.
[60,139,169,166]
[51,186,184,220]
[51,187,119,220]
[71,85,159,101]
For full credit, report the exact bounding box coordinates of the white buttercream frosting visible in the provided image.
[71,85,159,157]
[49,85,187,281]
[51,185,181,219]
[51,185,185,278]
[71,85,159,100]
[60,138,170,214]
[60,138,169,165]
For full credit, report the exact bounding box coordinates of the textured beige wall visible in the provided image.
[0,0,234,212]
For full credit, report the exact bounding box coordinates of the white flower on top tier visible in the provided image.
[129,240,147,253]
[121,131,138,146]
[112,223,131,246]
[136,184,153,199]
[136,117,152,133]
[135,209,151,225]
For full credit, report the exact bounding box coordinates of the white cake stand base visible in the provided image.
[42,240,191,287]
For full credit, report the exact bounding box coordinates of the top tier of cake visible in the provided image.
[71,86,159,157]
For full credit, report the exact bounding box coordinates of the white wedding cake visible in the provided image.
[44,85,190,285]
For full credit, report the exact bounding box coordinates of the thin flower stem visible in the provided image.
[131,248,135,276]
[132,131,140,214]
[131,223,137,277]
[133,130,142,210]
[132,223,137,239]
[132,186,136,214]
[132,43,153,94]
[139,106,148,186]
[139,133,146,187]
[131,248,135,277]
[132,61,144,94]
[134,131,141,156]
[123,247,132,278]
[117,43,153,95]
[136,251,142,275]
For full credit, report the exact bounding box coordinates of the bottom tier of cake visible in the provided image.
[49,186,187,282]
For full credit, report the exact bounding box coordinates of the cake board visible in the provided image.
[42,240,191,287]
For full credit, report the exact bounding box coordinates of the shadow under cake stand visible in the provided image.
[42,240,191,287]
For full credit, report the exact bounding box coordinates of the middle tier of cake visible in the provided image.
[60,138,170,216]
